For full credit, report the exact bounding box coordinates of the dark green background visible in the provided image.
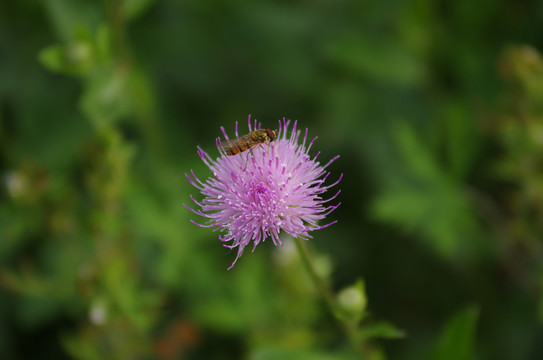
[1,0,543,359]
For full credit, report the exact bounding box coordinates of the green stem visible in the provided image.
[103,0,131,64]
[102,0,164,157]
[293,237,363,355]
[293,237,336,313]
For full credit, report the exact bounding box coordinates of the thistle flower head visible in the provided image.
[184,116,342,269]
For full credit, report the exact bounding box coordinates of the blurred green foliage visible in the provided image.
[1,0,543,359]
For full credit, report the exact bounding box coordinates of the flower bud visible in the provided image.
[336,280,367,323]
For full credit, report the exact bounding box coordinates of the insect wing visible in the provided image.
[219,133,256,155]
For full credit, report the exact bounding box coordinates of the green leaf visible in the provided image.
[433,306,479,360]
[324,36,423,86]
[38,41,94,76]
[357,321,405,341]
[122,0,156,21]
[372,122,484,258]
[251,347,360,360]
[38,45,65,72]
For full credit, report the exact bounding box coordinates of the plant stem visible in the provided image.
[293,236,364,355]
[293,236,336,314]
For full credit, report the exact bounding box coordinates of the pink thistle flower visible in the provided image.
[184,116,342,269]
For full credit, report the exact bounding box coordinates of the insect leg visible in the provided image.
[243,144,262,171]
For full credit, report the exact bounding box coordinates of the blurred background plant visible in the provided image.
[1,0,543,359]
